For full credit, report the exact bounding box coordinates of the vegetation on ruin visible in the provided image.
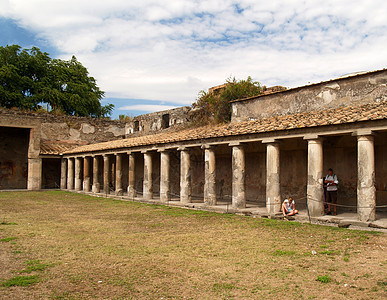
[118,114,134,122]
[0,191,386,299]
[0,45,113,118]
[192,76,262,125]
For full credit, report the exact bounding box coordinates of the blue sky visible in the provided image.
[1,0,386,119]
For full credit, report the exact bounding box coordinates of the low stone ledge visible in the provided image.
[369,221,387,229]
[338,221,351,228]
[259,213,270,218]
[338,219,371,228]
[316,216,342,224]
[270,213,284,220]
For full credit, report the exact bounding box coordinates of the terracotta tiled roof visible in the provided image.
[40,140,87,155]
[65,101,387,154]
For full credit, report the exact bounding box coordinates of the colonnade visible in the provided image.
[60,133,377,222]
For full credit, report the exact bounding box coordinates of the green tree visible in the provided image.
[192,76,262,124]
[0,45,113,118]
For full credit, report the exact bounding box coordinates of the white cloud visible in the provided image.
[1,0,387,106]
[118,104,178,112]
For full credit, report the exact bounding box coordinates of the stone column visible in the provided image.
[60,158,67,189]
[83,156,91,192]
[306,138,324,217]
[160,150,170,203]
[266,142,281,213]
[357,135,376,222]
[27,128,41,190]
[203,145,216,206]
[74,157,82,191]
[103,155,110,194]
[27,158,42,190]
[231,143,246,209]
[143,152,153,200]
[180,148,192,203]
[92,156,100,193]
[115,153,123,196]
[67,158,74,190]
[127,152,136,198]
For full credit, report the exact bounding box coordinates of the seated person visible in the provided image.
[282,197,298,216]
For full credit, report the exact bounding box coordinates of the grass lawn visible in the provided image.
[0,191,386,299]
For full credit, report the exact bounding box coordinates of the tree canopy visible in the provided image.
[0,45,113,118]
[192,76,262,124]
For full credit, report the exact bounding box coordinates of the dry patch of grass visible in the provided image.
[0,191,386,299]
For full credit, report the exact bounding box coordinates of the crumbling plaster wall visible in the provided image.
[125,106,191,137]
[0,108,126,145]
[232,70,387,122]
[0,108,126,190]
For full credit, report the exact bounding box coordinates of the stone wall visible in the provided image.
[231,70,387,122]
[0,108,126,145]
[0,108,127,189]
[125,106,191,137]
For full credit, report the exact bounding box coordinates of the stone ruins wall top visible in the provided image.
[231,69,387,123]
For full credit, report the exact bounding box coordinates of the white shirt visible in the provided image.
[325,174,338,191]
[284,199,295,211]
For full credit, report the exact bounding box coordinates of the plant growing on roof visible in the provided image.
[191,76,262,125]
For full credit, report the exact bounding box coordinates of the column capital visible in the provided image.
[352,129,374,137]
[178,146,190,151]
[305,138,324,144]
[201,144,216,150]
[229,142,243,147]
[303,134,323,141]
[261,138,281,144]
[357,135,374,142]
[158,148,170,153]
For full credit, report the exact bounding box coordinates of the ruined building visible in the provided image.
[1,69,386,224]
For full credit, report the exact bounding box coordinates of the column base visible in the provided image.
[232,200,245,209]
[307,185,324,217]
[75,179,82,191]
[266,196,281,214]
[180,194,192,204]
[160,194,169,203]
[115,189,123,196]
[358,187,376,222]
[83,178,91,192]
[204,195,216,206]
[92,183,100,193]
[127,187,136,199]
[144,192,153,200]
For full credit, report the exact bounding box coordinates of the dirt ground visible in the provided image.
[0,191,386,299]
